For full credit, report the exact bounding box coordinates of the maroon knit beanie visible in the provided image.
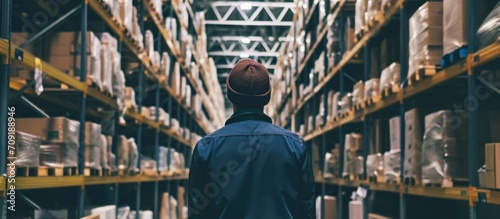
[226,59,271,109]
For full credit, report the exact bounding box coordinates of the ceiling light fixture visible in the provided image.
[240,53,250,58]
[241,37,251,44]
[241,2,252,10]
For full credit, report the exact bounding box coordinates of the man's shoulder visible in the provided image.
[196,121,303,146]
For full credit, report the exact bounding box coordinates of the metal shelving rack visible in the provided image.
[269,0,500,218]
[0,0,223,218]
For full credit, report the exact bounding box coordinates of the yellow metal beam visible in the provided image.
[471,41,500,69]
[16,176,83,190]
[1,39,117,108]
[405,186,469,201]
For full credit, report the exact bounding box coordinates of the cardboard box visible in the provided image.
[46,32,101,57]
[389,116,400,151]
[16,117,80,145]
[349,200,363,219]
[485,143,500,171]
[368,213,394,219]
[48,55,102,90]
[316,196,338,219]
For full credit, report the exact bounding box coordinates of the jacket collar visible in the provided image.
[225,108,272,126]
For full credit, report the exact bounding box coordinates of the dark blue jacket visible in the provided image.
[188,109,315,219]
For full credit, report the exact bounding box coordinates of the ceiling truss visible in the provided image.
[205,1,295,26]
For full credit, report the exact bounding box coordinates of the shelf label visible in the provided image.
[478,192,487,203]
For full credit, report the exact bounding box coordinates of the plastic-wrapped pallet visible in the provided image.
[91,205,116,219]
[131,7,144,50]
[100,135,110,171]
[364,78,380,101]
[379,63,400,94]
[141,155,157,174]
[389,116,400,151]
[114,70,126,111]
[17,117,79,168]
[165,17,178,42]
[119,0,133,33]
[159,147,169,172]
[118,135,129,171]
[85,122,102,170]
[124,87,137,112]
[16,131,41,167]
[340,93,353,114]
[365,0,382,24]
[323,149,340,178]
[145,30,154,60]
[422,110,468,186]
[354,156,365,176]
[408,2,443,77]
[128,138,139,173]
[100,37,113,96]
[384,150,400,182]
[161,52,171,79]
[152,0,163,20]
[476,1,500,50]
[343,133,363,177]
[443,0,468,55]
[403,109,422,184]
[355,0,368,35]
[366,153,384,178]
[327,91,340,121]
[352,81,365,105]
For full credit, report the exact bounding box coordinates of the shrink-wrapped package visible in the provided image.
[443,0,468,55]
[145,30,154,60]
[408,2,443,76]
[85,122,102,170]
[119,0,133,33]
[100,41,113,95]
[352,81,365,105]
[118,135,129,171]
[165,17,178,42]
[354,156,365,176]
[323,149,340,178]
[389,116,400,151]
[404,109,422,183]
[152,0,163,20]
[141,155,157,173]
[355,0,368,35]
[421,110,468,185]
[366,153,384,178]
[17,117,79,167]
[384,150,400,182]
[379,63,400,93]
[364,78,380,101]
[114,70,126,110]
[16,131,41,167]
[131,7,144,50]
[365,0,382,23]
[342,133,363,177]
[100,135,110,171]
[124,87,137,111]
[340,93,353,114]
[128,138,140,173]
[476,1,500,50]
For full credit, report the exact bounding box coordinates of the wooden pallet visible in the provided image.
[63,167,78,176]
[382,0,394,13]
[16,166,76,177]
[408,65,441,86]
[403,176,422,186]
[141,169,158,176]
[423,178,468,188]
[369,175,385,183]
[381,84,400,98]
[102,168,117,176]
[354,102,365,111]
[84,167,103,177]
[385,178,401,185]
